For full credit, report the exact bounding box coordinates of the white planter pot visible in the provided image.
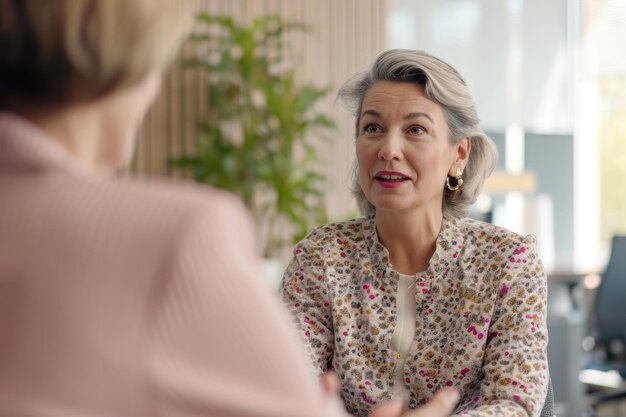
[263,257,284,291]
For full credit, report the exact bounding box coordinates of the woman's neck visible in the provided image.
[375,208,443,275]
[18,105,109,173]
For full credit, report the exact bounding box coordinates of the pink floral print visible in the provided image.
[280,215,549,417]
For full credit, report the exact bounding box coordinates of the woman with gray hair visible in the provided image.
[281,49,549,417]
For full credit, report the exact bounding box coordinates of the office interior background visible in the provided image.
[127,1,626,416]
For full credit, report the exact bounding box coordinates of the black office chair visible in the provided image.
[580,236,626,414]
[541,377,555,417]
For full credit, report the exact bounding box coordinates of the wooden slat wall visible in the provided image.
[130,0,389,220]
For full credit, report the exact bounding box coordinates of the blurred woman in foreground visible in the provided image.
[0,2,458,416]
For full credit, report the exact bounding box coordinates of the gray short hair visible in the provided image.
[338,49,498,218]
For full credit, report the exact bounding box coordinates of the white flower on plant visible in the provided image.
[231,45,243,59]
[251,89,266,108]
[207,52,220,66]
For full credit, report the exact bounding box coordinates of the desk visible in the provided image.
[548,270,600,284]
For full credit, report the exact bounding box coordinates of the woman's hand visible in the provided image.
[321,371,459,417]
[321,371,341,396]
[369,388,459,417]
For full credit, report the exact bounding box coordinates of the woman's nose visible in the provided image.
[377,133,403,161]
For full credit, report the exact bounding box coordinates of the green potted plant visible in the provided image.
[170,14,336,260]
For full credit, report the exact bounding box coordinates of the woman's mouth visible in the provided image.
[374,172,410,188]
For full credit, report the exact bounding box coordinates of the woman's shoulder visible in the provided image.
[454,216,536,251]
[67,175,252,243]
[99,176,244,215]
[296,217,371,249]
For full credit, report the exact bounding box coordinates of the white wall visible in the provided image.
[388,0,573,134]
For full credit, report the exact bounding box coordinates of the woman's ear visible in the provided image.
[455,137,471,170]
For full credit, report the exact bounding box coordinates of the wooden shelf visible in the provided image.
[483,171,537,194]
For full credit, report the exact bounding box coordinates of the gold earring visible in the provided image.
[446,167,464,191]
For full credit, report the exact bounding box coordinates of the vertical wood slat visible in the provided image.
[131,0,389,220]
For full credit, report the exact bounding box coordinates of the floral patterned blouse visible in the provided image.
[279,215,549,417]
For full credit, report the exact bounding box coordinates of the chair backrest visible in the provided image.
[540,377,555,417]
[594,236,626,347]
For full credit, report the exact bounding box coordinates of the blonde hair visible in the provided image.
[0,0,193,109]
[337,49,498,218]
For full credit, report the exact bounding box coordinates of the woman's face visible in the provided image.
[356,80,467,216]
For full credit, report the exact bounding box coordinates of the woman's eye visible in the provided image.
[363,124,380,134]
[408,126,425,135]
